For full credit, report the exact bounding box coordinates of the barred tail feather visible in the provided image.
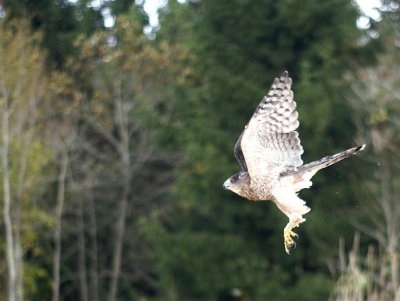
[298,144,365,175]
[280,144,365,187]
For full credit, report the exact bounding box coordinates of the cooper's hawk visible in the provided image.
[223,71,365,254]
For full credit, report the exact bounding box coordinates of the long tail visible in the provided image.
[282,144,366,179]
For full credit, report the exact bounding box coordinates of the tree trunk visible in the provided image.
[78,201,88,301]
[391,252,399,297]
[108,165,130,301]
[52,151,69,301]
[14,96,36,301]
[2,107,17,301]
[14,235,23,301]
[88,190,99,301]
[109,93,131,301]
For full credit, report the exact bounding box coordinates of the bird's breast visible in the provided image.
[248,176,277,201]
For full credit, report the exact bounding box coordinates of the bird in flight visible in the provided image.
[223,71,365,254]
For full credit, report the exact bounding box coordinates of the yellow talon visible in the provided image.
[284,227,298,254]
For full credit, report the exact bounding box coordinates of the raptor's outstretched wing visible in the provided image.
[239,71,303,178]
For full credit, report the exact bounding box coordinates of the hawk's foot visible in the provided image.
[284,226,298,254]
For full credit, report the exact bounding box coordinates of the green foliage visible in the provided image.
[24,264,52,301]
[142,213,285,301]
[2,0,101,68]
[2,0,149,68]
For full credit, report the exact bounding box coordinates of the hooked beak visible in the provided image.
[223,179,231,190]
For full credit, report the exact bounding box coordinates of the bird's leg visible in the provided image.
[283,222,298,254]
[283,215,304,254]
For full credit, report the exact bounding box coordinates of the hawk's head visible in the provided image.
[223,171,251,197]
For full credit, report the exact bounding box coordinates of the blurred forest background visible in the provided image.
[0,0,399,300]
